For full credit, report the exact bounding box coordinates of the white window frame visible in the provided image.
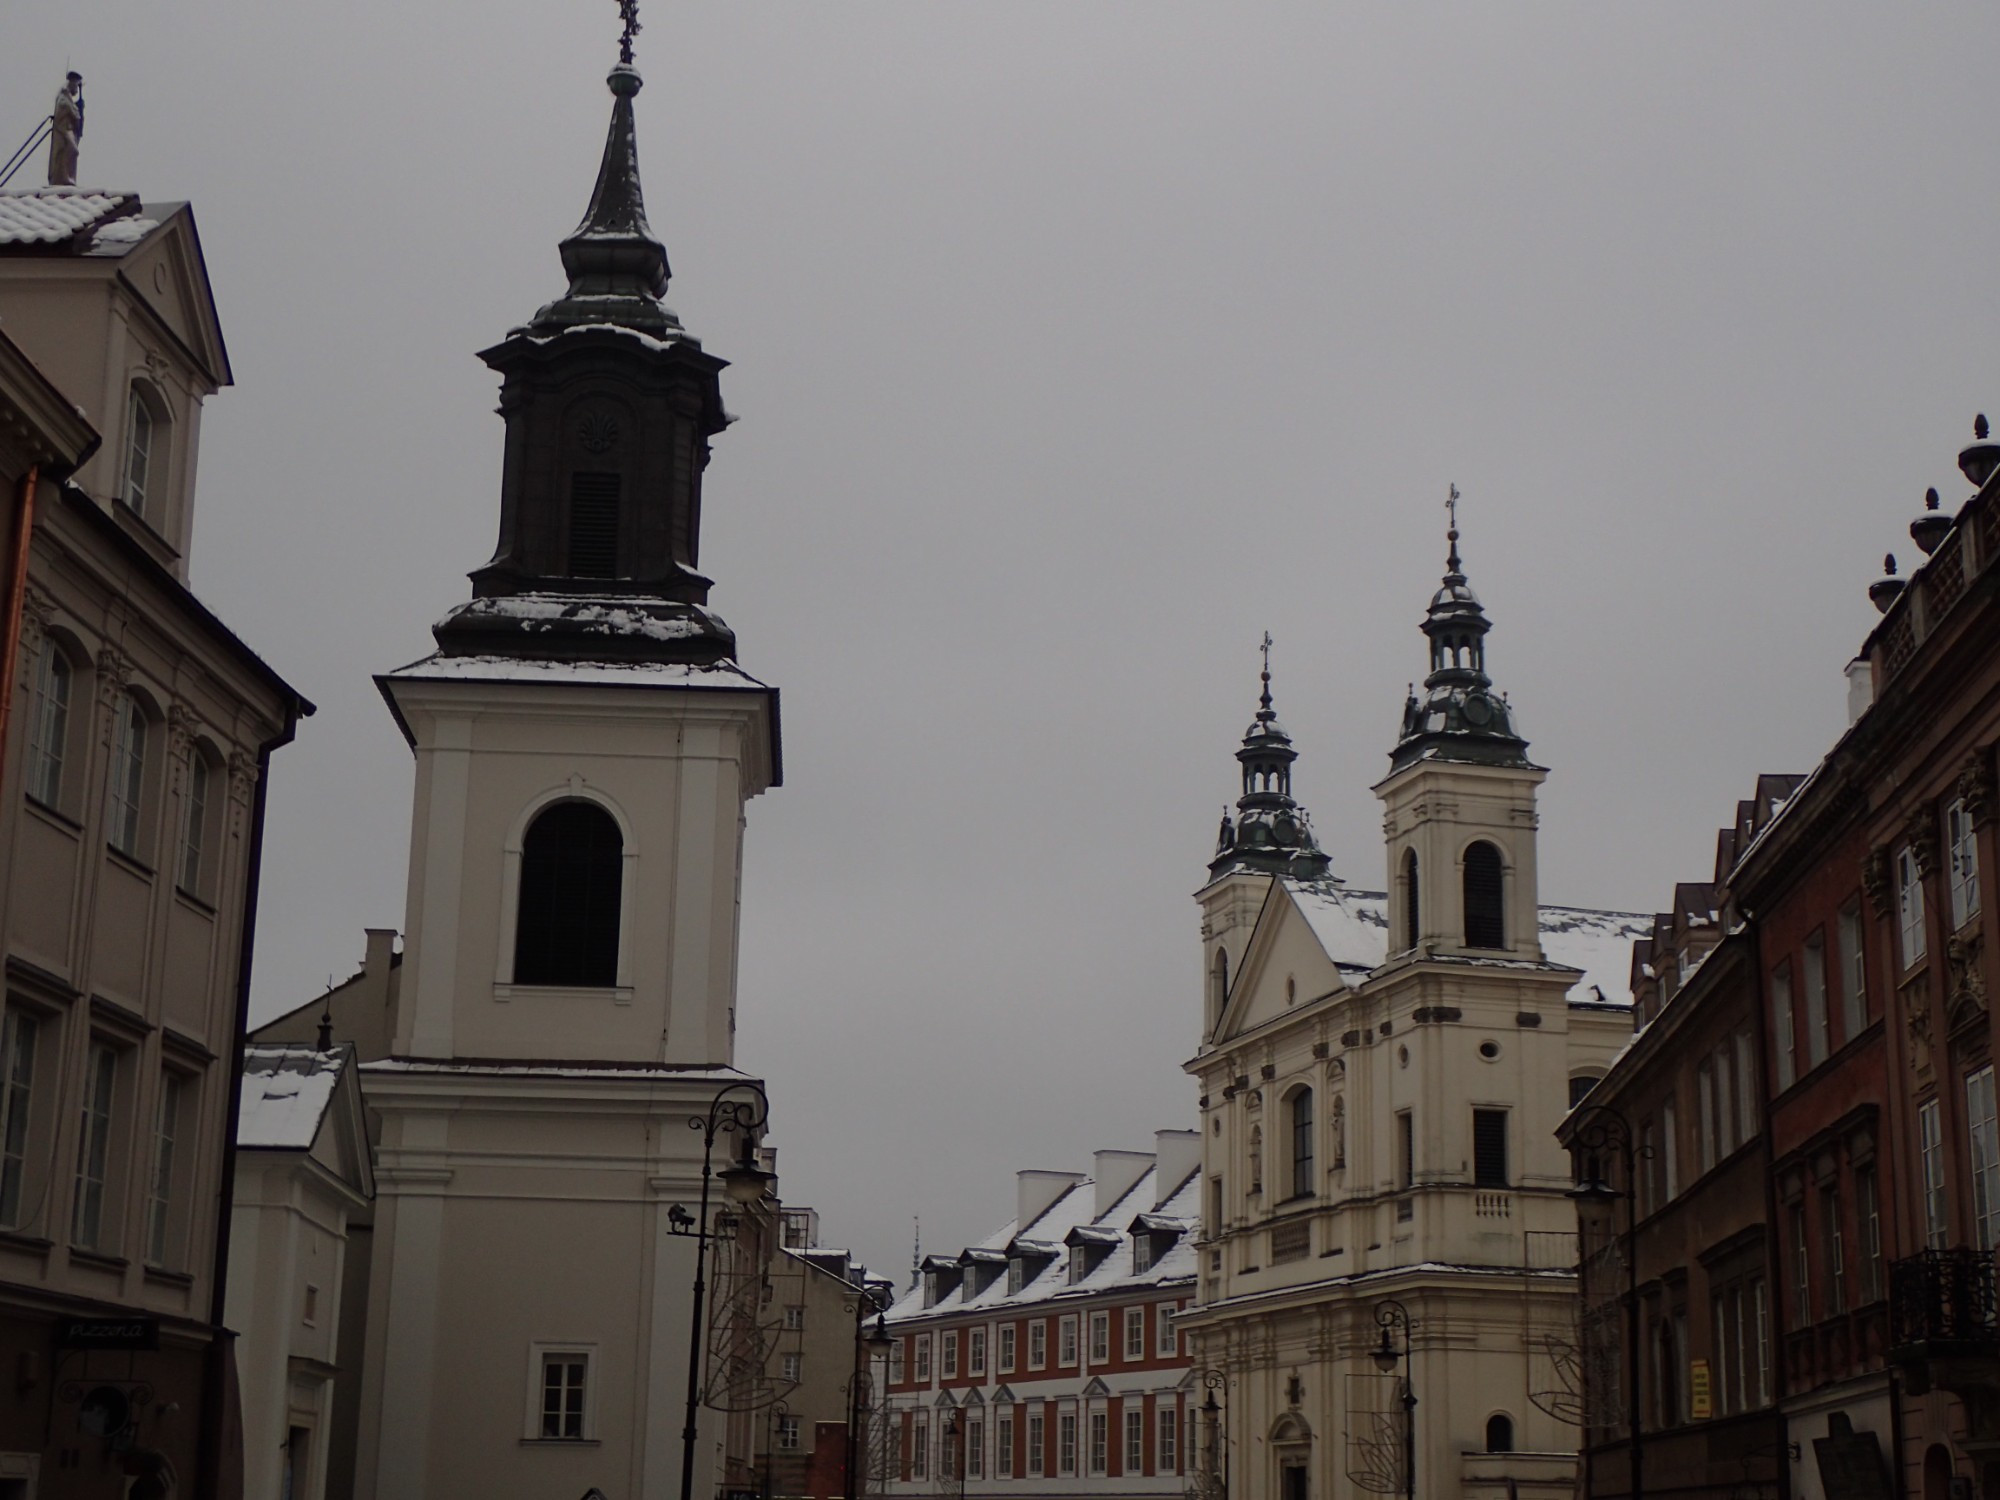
[105,692,147,860]
[888,1338,905,1386]
[1803,934,1830,1067]
[1029,1319,1047,1370]
[124,383,158,517]
[968,1326,986,1376]
[1059,1315,1078,1367]
[914,1334,931,1383]
[912,1414,929,1480]
[1125,1407,1144,1473]
[178,752,210,896]
[1949,797,1981,931]
[1157,1302,1177,1358]
[1898,844,1927,967]
[997,1324,1015,1373]
[1921,1097,1949,1248]
[1772,966,1796,1090]
[1159,1404,1178,1472]
[997,1412,1015,1478]
[26,636,70,809]
[1837,903,1866,1043]
[966,1415,984,1479]
[1058,1407,1078,1476]
[1089,1310,1109,1363]
[145,1071,183,1266]
[776,1413,801,1451]
[1088,1409,1108,1475]
[0,1009,38,1229]
[942,1329,958,1379]
[1124,1306,1144,1359]
[780,1351,802,1383]
[525,1343,595,1441]
[71,1040,118,1250]
[1971,1066,2000,1252]
[1026,1412,1044,1476]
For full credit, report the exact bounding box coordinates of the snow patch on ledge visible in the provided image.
[387,653,769,691]
[439,593,720,643]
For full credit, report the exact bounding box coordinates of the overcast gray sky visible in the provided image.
[8,3,1999,1285]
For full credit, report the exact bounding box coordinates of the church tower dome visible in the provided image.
[1210,637,1331,881]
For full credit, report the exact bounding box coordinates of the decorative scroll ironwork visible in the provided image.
[1343,1395,1405,1495]
[1890,1247,1999,1352]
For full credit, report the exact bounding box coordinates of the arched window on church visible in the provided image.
[1463,840,1505,949]
[1403,847,1421,950]
[1289,1088,1314,1199]
[1209,949,1229,1025]
[1485,1414,1514,1453]
[514,800,623,986]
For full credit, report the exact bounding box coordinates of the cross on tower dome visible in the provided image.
[1210,636,1331,880]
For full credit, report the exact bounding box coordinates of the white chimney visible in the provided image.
[1092,1151,1155,1217]
[1016,1171,1085,1235]
[1846,656,1875,726]
[1152,1129,1202,1205]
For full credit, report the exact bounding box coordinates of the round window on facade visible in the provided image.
[1479,1040,1502,1061]
[1398,1045,1410,1069]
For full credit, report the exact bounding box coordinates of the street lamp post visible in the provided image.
[669,1081,776,1500]
[1371,1300,1415,1500]
[1568,1103,1643,1500]
[1187,1367,1227,1500]
[846,1309,892,1500]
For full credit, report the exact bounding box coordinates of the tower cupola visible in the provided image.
[1211,637,1331,880]
[1390,489,1531,773]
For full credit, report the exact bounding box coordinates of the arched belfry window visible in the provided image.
[1403,847,1421,950]
[1485,1414,1514,1453]
[1463,840,1505,950]
[1209,949,1229,1024]
[514,800,623,986]
[1289,1088,1314,1198]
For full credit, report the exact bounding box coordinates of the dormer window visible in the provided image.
[124,382,166,520]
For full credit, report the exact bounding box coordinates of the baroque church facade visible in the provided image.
[1181,522,1649,1500]
[337,47,785,1500]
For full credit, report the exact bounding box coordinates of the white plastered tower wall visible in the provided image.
[1376,755,1549,962]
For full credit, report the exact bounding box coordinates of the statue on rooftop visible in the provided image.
[47,73,82,187]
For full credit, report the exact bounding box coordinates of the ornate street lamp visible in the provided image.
[1371,1300,1415,1500]
[670,1080,774,1500]
[1185,1367,1227,1500]
[844,1307,893,1500]
[1568,1103,1643,1500]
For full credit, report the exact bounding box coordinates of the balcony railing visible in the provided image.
[1889,1248,1999,1356]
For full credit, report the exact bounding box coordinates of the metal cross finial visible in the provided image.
[1258,632,1274,713]
[1445,483,1463,575]
[617,0,642,65]
[1447,483,1459,533]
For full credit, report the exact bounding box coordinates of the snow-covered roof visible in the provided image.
[887,1160,1200,1326]
[0,188,135,245]
[433,593,729,647]
[238,1045,345,1150]
[1281,879,1651,1006]
[385,651,769,693]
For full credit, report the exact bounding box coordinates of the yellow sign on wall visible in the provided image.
[1689,1358,1712,1420]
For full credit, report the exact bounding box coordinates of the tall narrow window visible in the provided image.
[1026,1414,1042,1477]
[1485,1414,1514,1453]
[967,1418,984,1479]
[1088,1312,1108,1363]
[1949,797,1981,930]
[1898,844,1927,967]
[1159,1407,1177,1472]
[567,471,621,578]
[1397,1110,1414,1188]
[1920,1098,1949,1247]
[1289,1088,1314,1198]
[1790,1203,1811,1324]
[1752,1279,1770,1405]
[72,1042,117,1249]
[997,1413,1015,1478]
[1734,1031,1757,1145]
[1661,1098,1679,1200]
[26,638,70,808]
[1059,1409,1078,1475]
[1772,965,1796,1090]
[1403,848,1421,949]
[124,386,156,516]
[1970,1065,2000,1252]
[1837,903,1867,1043]
[1857,1165,1883,1302]
[513,800,623,986]
[1697,1061,1717,1173]
[106,693,147,858]
[1463,841,1505,949]
[1125,1409,1144,1473]
[1208,949,1228,1027]
[0,1010,36,1228]
[178,754,210,895]
[1803,935,1829,1067]
[912,1415,929,1479]
[1473,1109,1509,1187]
[146,1072,182,1265]
[1822,1184,1846,1315]
[1124,1307,1144,1359]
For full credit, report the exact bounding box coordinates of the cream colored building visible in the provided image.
[326,47,787,1500]
[226,1046,372,1500]
[1181,529,1645,1500]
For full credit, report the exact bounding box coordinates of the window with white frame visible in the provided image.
[997,1412,1014,1478]
[1637,1121,1656,1217]
[145,1072,182,1266]
[1125,1408,1144,1472]
[1088,1410,1108,1474]
[1789,1203,1810,1324]
[1921,1097,1949,1247]
[1661,1098,1679,1200]
[1970,1066,2000,1252]
[1838,902,1866,1042]
[1157,1303,1177,1357]
[1821,1183,1846,1316]
[1007,1259,1024,1294]
[914,1334,931,1383]
[1089,1311,1109,1362]
[0,1009,37,1229]
[1716,1042,1739,1156]
[783,1305,805,1331]
[1950,797,1981,930]
[26,637,70,809]
[967,1416,984,1479]
[969,1327,986,1376]
[1068,1245,1087,1283]
[888,1338,905,1385]
[124,384,160,517]
[1898,844,1927,967]
[1123,1306,1144,1359]
[1857,1164,1883,1301]
[1027,1413,1044,1476]
[1752,1278,1771,1406]
[1059,1315,1078,1367]
[1803,934,1830,1067]
[1734,1030,1757,1146]
[1697,1061,1717,1174]
[942,1330,958,1379]
[777,1413,801,1451]
[1058,1408,1078,1475]
[1772,965,1796,1089]
[1159,1405,1178,1471]
[912,1415,929,1479]
[781,1352,802,1382]
[105,692,147,859]
[1029,1320,1047,1370]
[178,751,211,897]
[535,1348,590,1440]
[71,1041,117,1249]
[998,1324,1015,1373]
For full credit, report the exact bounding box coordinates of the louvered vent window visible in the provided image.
[1403,847,1421,949]
[1463,840,1505,949]
[1474,1108,1509,1188]
[568,472,622,578]
[514,801,623,986]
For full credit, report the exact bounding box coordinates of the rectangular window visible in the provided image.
[1059,1410,1078,1476]
[1089,1411,1107,1475]
[967,1417,984,1479]
[1950,797,1981,930]
[1159,1406,1178,1472]
[26,638,70,808]
[942,1330,958,1378]
[1125,1409,1144,1473]
[1752,1279,1770,1406]
[0,1009,37,1228]
[1662,1098,1679,1200]
[1921,1097,1950,1247]
[1133,1234,1155,1273]
[1717,1043,1739,1156]
[783,1305,805,1331]
[913,1415,929,1480]
[997,1413,1014,1478]
[1711,1295,1731,1418]
[1029,1320,1047,1370]
[1125,1306,1145,1359]
[1068,1246,1087,1284]
[1790,1203,1811,1325]
[1734,1031,1757,1146]
[178,754,209,895]
[1971,1065,2000,1252]
[1157,1303,1177,1358]
[1858,1164,1884,1302]
[914,1335,931,1383]
[1697,1061,1717,1173]
[781,1352,802,1382]
[540,1351,588,1440]
[567,471,621,578]
[1007,1259,1024,1295]
[1838,902,1867,1043]
[146,1072,182,1266]
[125,388,154,514]
[1804,934,1830,1067]
[1059,1315,1078,1367]
[71,1041,117,1249]
[1772,965,1796,1089]
[1637,1122,1656,1217]
[1822,1184,1846,1316]
[1397,1110,1414,1187]
[969,1327,986,1376]
[105,694,146,859]
[1207,1175,1224,1236]
[1473,1109,1508,1188]
[998,1325,1015,1373]
[1089,1311,1109,1362]
[776,1413,801,1451]
[1027,1414,1044,1477]
[1899,844,1928,967]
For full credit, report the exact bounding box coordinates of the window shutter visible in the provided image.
[568,472,622,578]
